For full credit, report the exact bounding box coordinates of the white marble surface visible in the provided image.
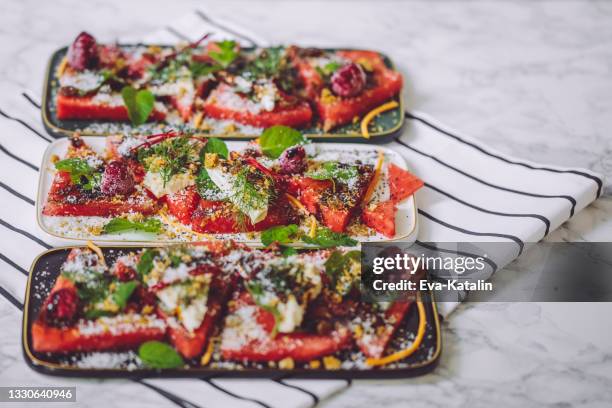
[1,0,612,407]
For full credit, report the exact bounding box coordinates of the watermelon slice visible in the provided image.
[388,163,423,203]
[56,94,166,122]
[203,83,313,128]
[220,292,351,362]
[362,200,397,238]
[356,301,411,358]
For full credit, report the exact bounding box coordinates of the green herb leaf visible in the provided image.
[208,40,238,68]
[315,61,343,78]
[324,250,361,296]
[202,137,229,159]
[261,224,299,247]
[189,61,221,77]
[302,227,358,248]
[121,86,155,126]
[138,341,185,369]
[112,280,138,310]
[102,218,162,234]
[84,309,114,319]
[280,246,298,257]
[244,47,284,78]
[305,162,358,183]
[137,249,158,278]
[54,158,101,191]
[259,126,305,159]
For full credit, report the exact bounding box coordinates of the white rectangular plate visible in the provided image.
[37,137,418,245]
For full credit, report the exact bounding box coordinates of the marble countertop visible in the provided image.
[1,0,611,406]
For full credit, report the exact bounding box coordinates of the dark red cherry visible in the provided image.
[67,32,99,71]
[330,62,366,97]
[278,145,306,174]
[100,160,135,196]
[45,288,79,327]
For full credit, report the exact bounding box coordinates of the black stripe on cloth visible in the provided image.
[394,137,578,216]
[0,108,52,142]
[0,181,35,206]
[274,379,318,407]
[405,111,603,198]
[135,380,202,408]
[203,379,271,408]
[195,10,259,47]
[166,26,190,41]
[0,252,29,276]
[0,219,52,249]
[0,286,23,310]
[415,240,499,271]
[21,92,41,109]
[424,182,551,236]
[0,144,40,171]
[418,209,525,256]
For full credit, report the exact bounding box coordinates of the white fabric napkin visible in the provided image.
[0,9,603,408]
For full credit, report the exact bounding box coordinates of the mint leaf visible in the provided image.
[306,162,358,183]
[102,218,162,234]
[302,227,358,248]
[112,280,138,310]
[208,40,238,68]
[138,341,184,369]
[55,158,101,191]
[121,86,155,126]
[261,224,299,247]
[259,126,305,159]
[202,137,228,159]
[136,249,158,278]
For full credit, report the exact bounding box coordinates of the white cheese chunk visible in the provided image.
[143,171,195,198]
[276,295,304,333]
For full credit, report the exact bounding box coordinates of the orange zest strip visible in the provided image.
[86,240,106,268]
[285,193,309,214]
[365,292,426,367]
[360,101,399,139]
[362,149,385,205]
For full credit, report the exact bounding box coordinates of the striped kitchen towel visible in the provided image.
[0,9,603,408]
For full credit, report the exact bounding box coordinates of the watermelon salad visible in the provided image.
[41,127,423,242]
[30,242,426,370]
[52,32,403,135]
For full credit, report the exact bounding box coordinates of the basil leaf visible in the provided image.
[102,218,162,234]
[306,162,358,182]
[136,249,158,278]
[261,224,299,247]
[121,86,155,126]
[138,341,184,369]
[208,40,238,68]
[112,280,138,310]
[302,227,358,248]
[259,126,305,159]
[202,137,228,159]
[54,158,101,191]
[84,309,114,319]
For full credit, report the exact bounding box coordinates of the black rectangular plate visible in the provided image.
[42,45,404,143]
[23,246,440,379]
